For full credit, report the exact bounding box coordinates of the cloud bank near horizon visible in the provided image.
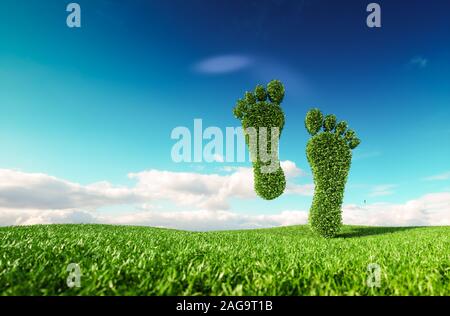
[0,160,311,212]
[0,165,449,230]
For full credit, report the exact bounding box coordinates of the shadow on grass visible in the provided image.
[338,226,421,238]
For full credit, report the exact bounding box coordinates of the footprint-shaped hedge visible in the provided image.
[305,109,361,238]
[233,80,286,200]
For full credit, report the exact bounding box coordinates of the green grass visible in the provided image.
[0,224,449,296]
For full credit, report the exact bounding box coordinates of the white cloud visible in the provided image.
[193,55,252,74]
[2,191,448,230]
[0,161,310,213]
[1,166,448,230]
[0,193,450,231]
[129,167,253,210]
[102,209,309,231]
[343,192,450,226]
[286,183,314,196]
[409,56,428,68]
[0,208,98,226]
[280,160,307,178]
[369,184,397,197]
[108,193,450,228]
[0,169,138,210]
[129,160,311,210]
[424,171,450,181]
[0,206,309,231]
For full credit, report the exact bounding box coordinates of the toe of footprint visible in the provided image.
[305,108,361,150]
[233,80,285,123]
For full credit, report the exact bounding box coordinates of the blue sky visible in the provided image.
[0,0,449,229]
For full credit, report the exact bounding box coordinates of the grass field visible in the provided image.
[0,224,448,296]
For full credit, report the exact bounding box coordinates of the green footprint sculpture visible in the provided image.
[233,80,286,200]
[305,109,361,238]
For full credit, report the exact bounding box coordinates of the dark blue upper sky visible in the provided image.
[0,0,449,211]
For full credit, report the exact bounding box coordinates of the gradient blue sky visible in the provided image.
[0,0,449,226]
